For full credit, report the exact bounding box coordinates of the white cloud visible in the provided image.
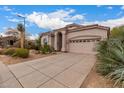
[121,6,124,10]
[64,14,85,21]
[107,6,113,10]
[0,6,12,11]
[0,32,7,37]
[28,34,39,40]
[27,12,71,30]
[11,12,19,16]
[27,9,85,30]
[8,18,20,22]
[83,17,124,29]
[48,9,75,19]
[11,12,26,18]
[72,14,84,20]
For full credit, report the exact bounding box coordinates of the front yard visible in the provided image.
[0,49,55,65]
[81,63,113,88]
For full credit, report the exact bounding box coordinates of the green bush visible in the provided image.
[96,26,124,87]
[107,66,124,87]
[35,37,41,50]
[41,44,54,54]
[111,26,124,40]
[97,63,117,75]
[96,38,124,75]
[4,48,15,55]
[13,48,29,58]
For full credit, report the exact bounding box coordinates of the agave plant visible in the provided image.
[107,66,124,87]
[97,38,124,75]
[97,25,124,87]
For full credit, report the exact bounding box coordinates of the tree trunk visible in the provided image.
[20,31,25,48]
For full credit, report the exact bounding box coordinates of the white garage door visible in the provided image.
[69,39,99,54]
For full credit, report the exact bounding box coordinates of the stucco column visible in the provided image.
[54,32,58,51]
[61,31,66,52]
[48,35,51,46]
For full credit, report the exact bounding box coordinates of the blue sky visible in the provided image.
[0,5,124,39]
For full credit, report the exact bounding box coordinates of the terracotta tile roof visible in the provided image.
[68,24,110,33]
[53,23,82,32]
[40,23,110,37]
[0,36,17,40]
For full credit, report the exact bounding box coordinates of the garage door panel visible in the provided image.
[68,39,98,54]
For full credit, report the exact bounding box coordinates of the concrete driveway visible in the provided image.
[0,53,96,88]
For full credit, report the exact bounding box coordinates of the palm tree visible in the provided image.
[17,23,25,48]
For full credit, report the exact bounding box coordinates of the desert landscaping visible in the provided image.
[0,22,124,88]
[0,5,124,88]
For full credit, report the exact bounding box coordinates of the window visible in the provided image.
[10,40,14,45]
[70,40,72,43]
[73,40,75,43]
[83,40,86,42]
[43,38,48,45]
[87,40,90,42]
[97,39,100,41]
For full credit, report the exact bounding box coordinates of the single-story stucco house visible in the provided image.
[40,24,110,54]
[0,36,18,48]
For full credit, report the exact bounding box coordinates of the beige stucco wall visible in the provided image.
[41,34,54,48]
[51,36,54,48]
[41,35,49,46]
[70,36,101,40]
[67,28,108,40]
[41,28,108,53]
[67,28,108,54]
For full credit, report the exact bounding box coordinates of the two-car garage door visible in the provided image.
[68,36,101,54]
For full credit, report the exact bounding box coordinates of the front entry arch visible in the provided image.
[57,32,62,51]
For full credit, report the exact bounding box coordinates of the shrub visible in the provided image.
[41,44,54,54]
[111,26,124,40]
[35,37,41,50]
[25,40,36,50]
[4,48,15,56]
[107,66,124,87]
[97,63,117,75]
[96,38,124,75]
[97,26,124,87]
[13,48,29,58]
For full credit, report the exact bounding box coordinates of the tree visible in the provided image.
[35,36,41,50]
[17,23,25,48]
[111,26,124,40]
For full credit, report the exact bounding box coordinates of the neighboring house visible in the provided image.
[40,24,110,54]
[0,28,36,48]
[0,36,18,48]
[0,28,19,48]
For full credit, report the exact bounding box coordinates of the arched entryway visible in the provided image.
[57,32,62,51]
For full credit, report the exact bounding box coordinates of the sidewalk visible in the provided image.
[0,61,22,88]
